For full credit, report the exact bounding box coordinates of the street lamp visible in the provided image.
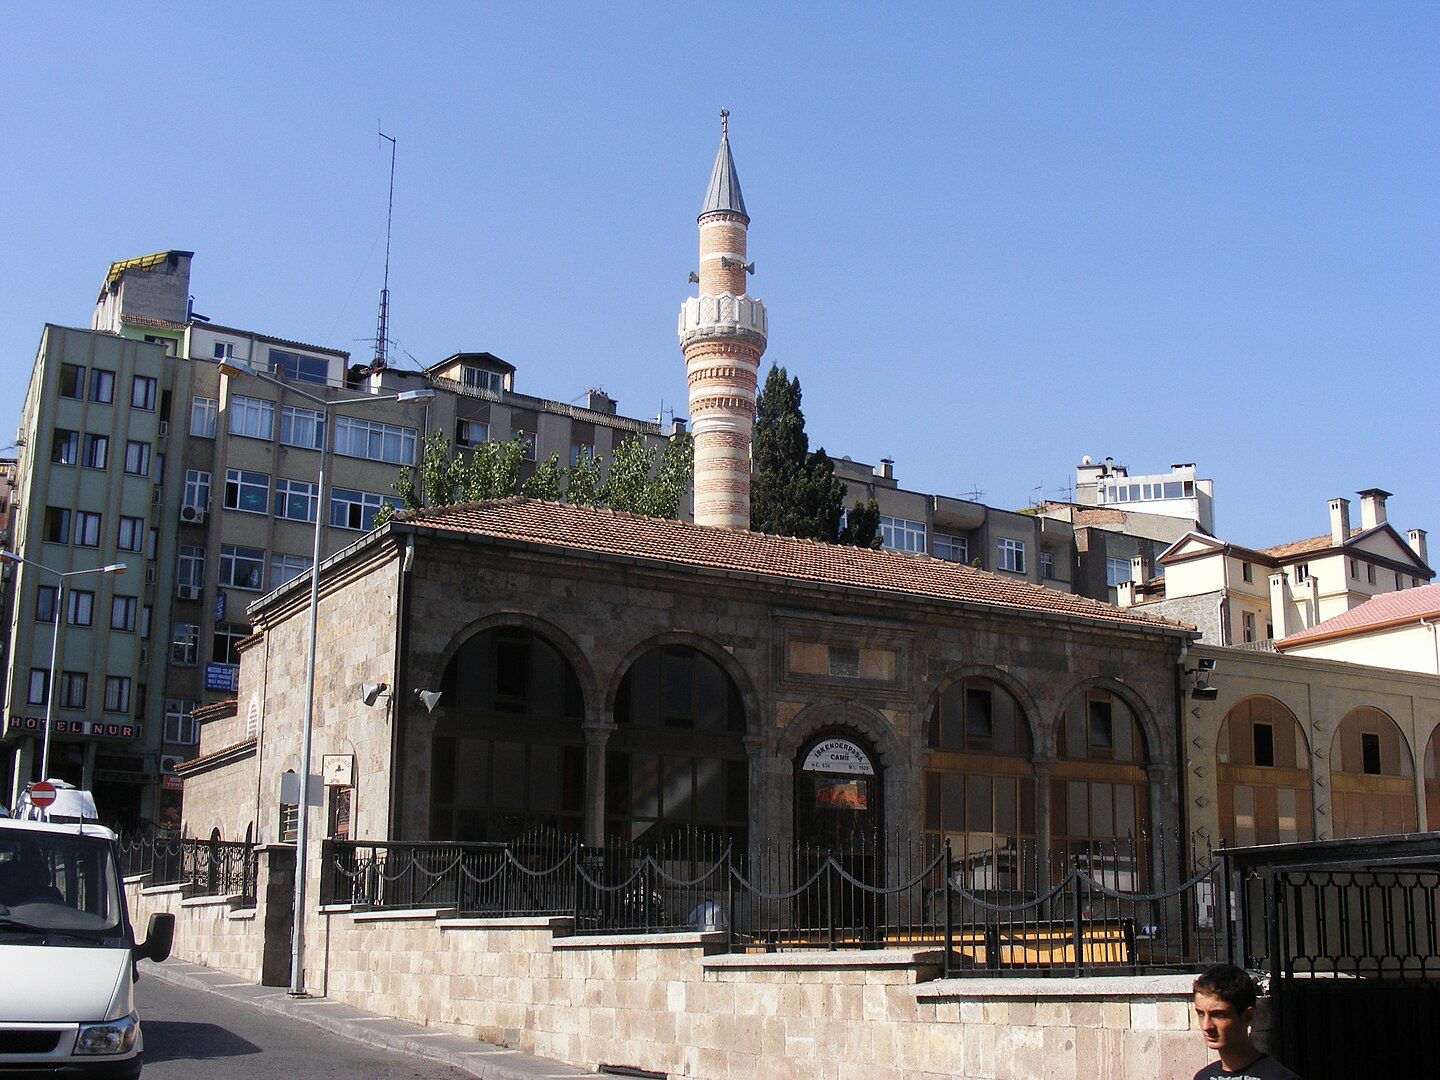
[0,551,126,793]
[218,356,433,996]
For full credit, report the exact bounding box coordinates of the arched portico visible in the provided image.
[1330,706,1417,838]
[1215,696,1313,846]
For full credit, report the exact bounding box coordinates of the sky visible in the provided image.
[2,4,1436,550]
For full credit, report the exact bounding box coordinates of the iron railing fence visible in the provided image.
[117,831,257,901]
[322,827,1227,977]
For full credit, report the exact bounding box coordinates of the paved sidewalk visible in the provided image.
[144,960,593,1079]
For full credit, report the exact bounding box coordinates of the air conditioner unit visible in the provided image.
[144,566,157,585]
[177,584,199,600]
[160,755,182,775]
[139,646,148,665]
[158,421,169,438]
[151,487,162,506]
[180,505,207,525]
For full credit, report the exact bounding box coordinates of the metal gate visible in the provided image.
[1228,834,1440,1080]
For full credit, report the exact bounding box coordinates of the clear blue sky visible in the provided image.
[3,4,1436,550]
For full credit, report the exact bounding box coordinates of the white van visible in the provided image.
[0,814,174,1076]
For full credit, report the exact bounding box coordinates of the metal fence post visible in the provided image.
[826,853,836,952]
[1071,865,1084,976]
[943,839,954,979]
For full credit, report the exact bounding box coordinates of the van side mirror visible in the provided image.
[135,912,175,963]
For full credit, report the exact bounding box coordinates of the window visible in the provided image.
[1242,611,1256,644]
[177,546,205,595]
[183,470,211,511]
[190,396,218,438]
[146,528,157,560]
[569,441,593,467]
[462,366,503,393]
[103,676,131,713]
[90,369,115,404]
[1366,564,1376,585]
[130,375,157,411]
[269,349,329,386]
[1163,481,1183,498]
[1349,558,1358,579]
[223,468,270,514]
[111,595,137,632]
[1252,722,1275,768]
[82,434,109,470]
[164,701,199,745]
[140,605,152,639]
[170,623,199,666]
[212,623,250,665]
[1361,732,1382,775]
[74,511,101,547]
[123,441,151,476]
[228,395,275,440]
[1040,550,1056,580]
[1087,698,1114,751]
[59,364,85,398]
[61,671,88,709]
[273,478,318,522]
[67,590,94,626]
[1242,562,1253,583]
[456,419,488,447]
[879,516,927,554]
[51,428,78,466]
[270,553,312,588]
[117,515,144,552]
[333,416,418,465]
[212,341,235,360]
[43,507,71,544]
[1396,571,1405,589]
[35,585,58,624]
[142,334,177,357]
[278,405,326,450]
[27,669,49,706]
[330,488,399,531]
[933,533,968,563]
[513,429,535,461]
[219,544,265,591]
[997,537,1026,574]
[1294,563,1310,583]
[1106,557,1131,587]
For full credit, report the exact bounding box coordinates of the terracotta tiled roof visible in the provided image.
[118,313,187,331]
[1277,583,1440,648]
[395,499,1191,635]
[192,699,238,724]
[1259,532,1348,560]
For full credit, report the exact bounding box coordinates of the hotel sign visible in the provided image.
[6,716,141,742]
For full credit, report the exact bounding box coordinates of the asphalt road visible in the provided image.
[136,976,469,1079]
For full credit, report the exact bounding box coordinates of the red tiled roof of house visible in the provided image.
[1260,533,1343,559]
[1277,583,1440,649]
[395,499,1191,635]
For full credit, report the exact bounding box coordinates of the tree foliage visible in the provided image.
[379,430,694,526]
[751,364,881,547]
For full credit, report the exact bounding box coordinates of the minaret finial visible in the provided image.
[720,108,729,138]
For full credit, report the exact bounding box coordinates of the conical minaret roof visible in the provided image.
[700,110,748,222]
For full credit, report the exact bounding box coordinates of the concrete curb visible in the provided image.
[144,960,593,1079]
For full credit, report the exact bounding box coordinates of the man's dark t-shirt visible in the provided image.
[1193,1053,1299,1079]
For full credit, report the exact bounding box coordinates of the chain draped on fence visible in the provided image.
[321,828,1228,977]
[118,832,257,902]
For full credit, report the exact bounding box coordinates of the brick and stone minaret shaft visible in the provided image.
[679,111,768,530]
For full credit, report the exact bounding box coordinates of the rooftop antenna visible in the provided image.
[373,127,398,370]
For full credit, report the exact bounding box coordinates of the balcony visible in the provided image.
[678,294,768,344]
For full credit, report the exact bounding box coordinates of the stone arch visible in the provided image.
[921,664,1044,757]
[1329,705,1418,838]
[429,611,600,718]
[777,700,909,772]
[1052,676,1164,764]
[603,630,760,732]
[1215,695,1314,846]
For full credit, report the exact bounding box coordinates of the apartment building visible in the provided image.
[1,251,681,825]
[833,458,1077,592]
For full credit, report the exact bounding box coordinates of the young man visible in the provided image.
[1192,964,1298,1079]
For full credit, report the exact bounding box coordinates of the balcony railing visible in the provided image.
[118,832,257,902]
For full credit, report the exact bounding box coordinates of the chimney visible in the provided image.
[878,458,895,481]
[1129,554,1147,586]
[1328,498,1350,546]
[1357,488,1391,530]
[1408,529,1429,566]
[584,388,617,415]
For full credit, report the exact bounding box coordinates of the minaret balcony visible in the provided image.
[678,294,768,345]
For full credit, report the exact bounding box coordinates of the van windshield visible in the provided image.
[0,831,124,938]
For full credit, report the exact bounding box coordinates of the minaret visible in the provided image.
[679,110,768,530]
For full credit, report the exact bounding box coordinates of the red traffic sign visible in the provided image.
[28,781,58,808]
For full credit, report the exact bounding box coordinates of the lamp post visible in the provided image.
[218,356,432,996]
[0,551,126,793]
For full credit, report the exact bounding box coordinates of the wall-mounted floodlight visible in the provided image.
[414,689,442,714]
[1187,658,1219,701]
[360,682,388,707]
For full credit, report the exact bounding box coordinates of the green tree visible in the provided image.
[840,497,882,549]
[378,429,694,524]
[751,364,874,546]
